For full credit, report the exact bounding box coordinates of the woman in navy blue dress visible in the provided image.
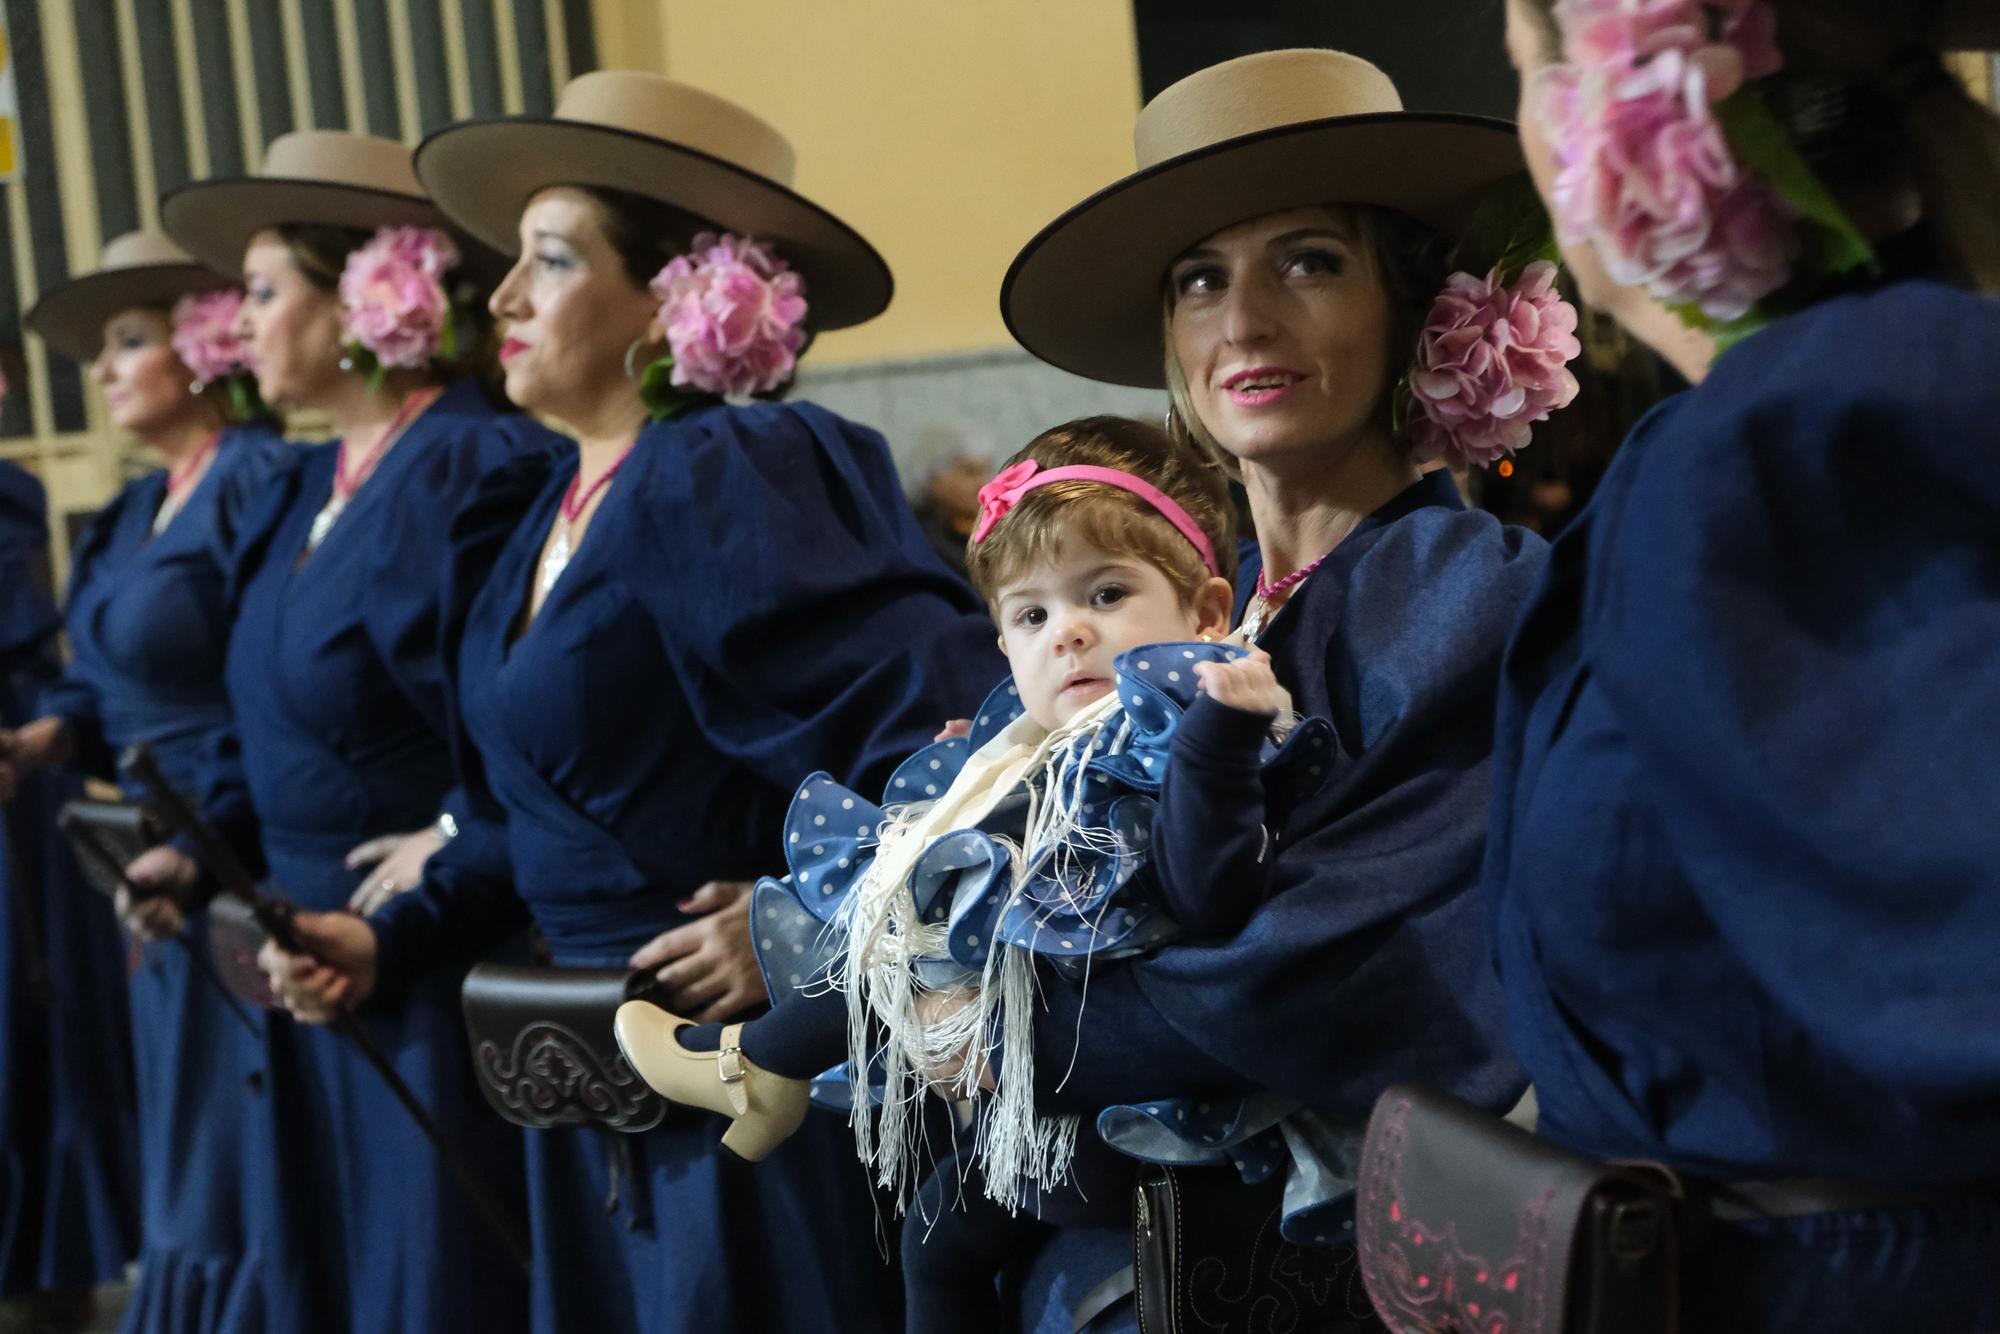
[0,458,137,1330]
[10,231,297,1332]
[983,51,1555,1330]
[259,72,1007,1332]
[1476,2,2000,1327]
[125,131,558,1333]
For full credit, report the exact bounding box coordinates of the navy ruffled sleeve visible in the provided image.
[1552,283,2000,1161]
[622,401,1006,794]
[367,445,560,995]
[360,393,564,736]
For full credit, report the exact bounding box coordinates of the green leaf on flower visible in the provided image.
[635,353,722,424]
[1457,172,1562,281]
[438,309,458,363]
[1670,299,1776,355]
[224,374,270,425]
[1714,86,1876,280]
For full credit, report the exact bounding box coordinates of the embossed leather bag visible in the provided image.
[1130,1162,1383,1333]
[460,963,670,1133]
[1355,1084,1679,1334]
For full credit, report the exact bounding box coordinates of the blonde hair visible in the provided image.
[1161,203,1449,478]
[1518,0,2000,295]
[964,415,1236,614]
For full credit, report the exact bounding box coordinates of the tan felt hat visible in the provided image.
[23,230,233,363]
[160,131,451,277]
[1001,49,1525,388]
[413,70,892,331]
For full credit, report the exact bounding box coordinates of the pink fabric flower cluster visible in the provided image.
[338,226,460,369]
[649,233,808,398]
[1542,0,1795,320]
[171,290,255,385]
[1409,261,1583,468]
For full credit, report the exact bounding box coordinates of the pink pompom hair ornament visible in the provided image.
[171,288,269,423]
[1408,260,1583,469]
[338,226,462,382]
[638,232,808,417]
[1536,0,1873,336]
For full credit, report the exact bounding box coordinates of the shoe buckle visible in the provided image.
[717,1044,745,1083]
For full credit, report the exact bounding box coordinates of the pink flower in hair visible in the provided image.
[650,233,808,398]
[1542,0,1795,321]
[1409,262,1583,469]
[338,226,460,369]
[171,290,255,385]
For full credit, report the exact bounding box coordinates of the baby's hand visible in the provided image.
[1193,649,1283,717]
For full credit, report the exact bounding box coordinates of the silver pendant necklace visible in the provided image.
[538,523,573,598]
[539,438,638,598]
[303,389,435,555]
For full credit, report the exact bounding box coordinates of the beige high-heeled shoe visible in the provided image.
[612,1002,810,1162]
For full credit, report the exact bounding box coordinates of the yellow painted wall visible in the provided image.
[591,0,1142,366]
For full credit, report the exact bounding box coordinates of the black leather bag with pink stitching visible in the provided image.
[1355,1084,1679,1334]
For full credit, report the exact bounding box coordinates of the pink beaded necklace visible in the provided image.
[538,438,637,596]
[1240,551,1331,640]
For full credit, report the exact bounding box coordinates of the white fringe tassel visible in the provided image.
[829,694,1127,1213]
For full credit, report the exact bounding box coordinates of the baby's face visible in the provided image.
[992,541,1207,731]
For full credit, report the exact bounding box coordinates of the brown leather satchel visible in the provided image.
[1355,1084,1680,1334]
[459,963,671,1133]
[1129,1163,1383,1334]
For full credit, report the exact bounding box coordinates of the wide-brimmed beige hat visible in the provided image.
[160,131,451,276]
[413,70,892,330]
[1002,50,1524,388]
[23,231,233,363]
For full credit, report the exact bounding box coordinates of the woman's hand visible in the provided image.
[0,717,71,802]
[1193,647,1286,717]
[344,826,445,915]
[258,912,380,1023]
[628,880,766,1022]
[118,845,199,940]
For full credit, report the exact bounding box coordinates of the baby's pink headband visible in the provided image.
[970,459,1220,576]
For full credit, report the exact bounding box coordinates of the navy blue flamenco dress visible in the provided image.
[36,425,320,1332]
[194,382,553,1332]
[0,462,138,1302]
[1486,281,2000,1331]
[1003,472,1548,1332]
[370,400,1007,1333]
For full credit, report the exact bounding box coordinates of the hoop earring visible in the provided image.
[624,337,666,384]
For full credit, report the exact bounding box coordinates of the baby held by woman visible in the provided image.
[618,415,1336,1326]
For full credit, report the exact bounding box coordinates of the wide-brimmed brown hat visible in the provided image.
[160,131,450,276]
[413,70,892,330]
[1002,49,1524,388]
[23,231,233,363]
